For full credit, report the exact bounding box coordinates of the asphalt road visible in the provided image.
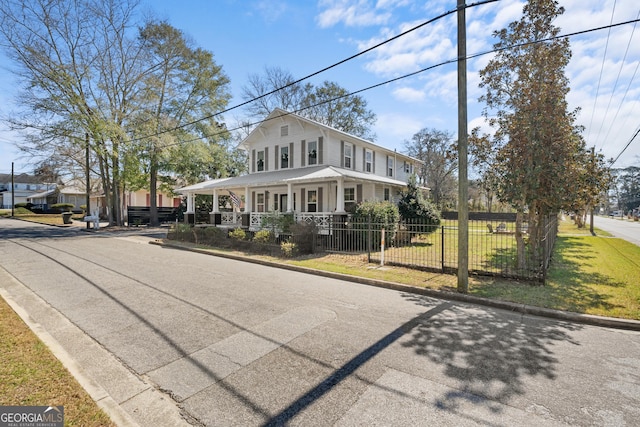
[593,214,640,246]
[1,218,640,426]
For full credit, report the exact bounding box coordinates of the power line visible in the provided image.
[128,0,499,143]
[155,18,640,150]
[610,125,640,166]
[587,0,617,144]
[594,7,640,149]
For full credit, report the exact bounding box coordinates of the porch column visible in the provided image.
[287,183,293,212]
[186,192,195,213]
[336,178,345,213]
[211,189,219,213]
[244,187,251,212]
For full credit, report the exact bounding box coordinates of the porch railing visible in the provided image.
[221,211,242,226]
[249,212,332,234]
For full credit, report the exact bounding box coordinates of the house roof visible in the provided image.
[28,189,56,199]
[239,108,422,164]
[176,166,409,194]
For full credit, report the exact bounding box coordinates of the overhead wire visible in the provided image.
[599,18,640,159]
[155,18,640,150]
[127,0,499,143]
[587,0,617,145]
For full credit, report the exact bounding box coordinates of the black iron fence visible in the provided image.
[168,213,559,283]
[291,214,558,283]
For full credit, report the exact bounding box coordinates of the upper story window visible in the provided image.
[280,125,289,137]
[404,161,412,174]
[387,156,394,177]
[344,143,353,169]
[280,146,289,169]
[365,149,373,173]
[308,141,317,165]
[257,150,265,172]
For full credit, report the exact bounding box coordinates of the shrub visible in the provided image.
[51,203,75,213]
[229,228,247,241]
[397,174,441,233]
[280,241,298,258]
[253,229,274,244]
[13,207,35,215]
[261,212,294,234]
[289,222,317,254]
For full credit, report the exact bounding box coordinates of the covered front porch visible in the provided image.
[176,165,407,233]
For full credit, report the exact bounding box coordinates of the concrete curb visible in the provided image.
[151,239,640,332]
[0,273,140,427]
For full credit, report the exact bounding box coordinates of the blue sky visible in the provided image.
[1,0,639,175]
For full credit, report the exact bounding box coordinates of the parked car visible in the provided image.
[609,210,622,217]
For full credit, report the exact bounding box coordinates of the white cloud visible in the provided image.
[392,86,425,102]
[316,0,392,28]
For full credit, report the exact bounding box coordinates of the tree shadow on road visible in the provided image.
[400,293,583,414]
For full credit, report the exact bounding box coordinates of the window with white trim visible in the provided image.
[257,150,265,172]
[384,188,390,201]
[308,140,317,165]
[307,190,317,212]
[365,149,373,173]
[280,125,288,137]
[344,143,353,169]
[387,156,394,177]
[280,146,289,169]
[344,187,356,211]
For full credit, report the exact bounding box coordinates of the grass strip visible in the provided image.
[0,297,115,426]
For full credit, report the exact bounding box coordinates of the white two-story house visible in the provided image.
[176,108,422,231]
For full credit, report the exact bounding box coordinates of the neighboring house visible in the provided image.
[176,109,422,232]
[27,181,94,212]
[0,173,55,209]
[125,189,182,209]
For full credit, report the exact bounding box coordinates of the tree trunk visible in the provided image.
[516,208,526,270]
[149,151,159,227]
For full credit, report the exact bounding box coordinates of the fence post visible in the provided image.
[380,227,385,266]
[441,225,445,272]
[367,216,372,263]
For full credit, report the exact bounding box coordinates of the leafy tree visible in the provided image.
[0,2,237,226]
[397,174,441,233]
[475,0,582,267]
[132,20,231,226]
[242,67,377,140]
[612,166,640,213]
[403,128,457,210]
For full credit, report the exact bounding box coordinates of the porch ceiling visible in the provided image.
[176,166,408,194]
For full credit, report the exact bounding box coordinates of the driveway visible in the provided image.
[1,218,640,426]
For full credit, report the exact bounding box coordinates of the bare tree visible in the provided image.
[404,128,457,210]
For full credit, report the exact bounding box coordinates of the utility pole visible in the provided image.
[11,162,15,217]
[590,146,595,235]
[86,133,91,230]
[457,0,469,293]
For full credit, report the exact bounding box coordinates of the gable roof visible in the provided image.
[176,165,408,194]
[239,108,422,164]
